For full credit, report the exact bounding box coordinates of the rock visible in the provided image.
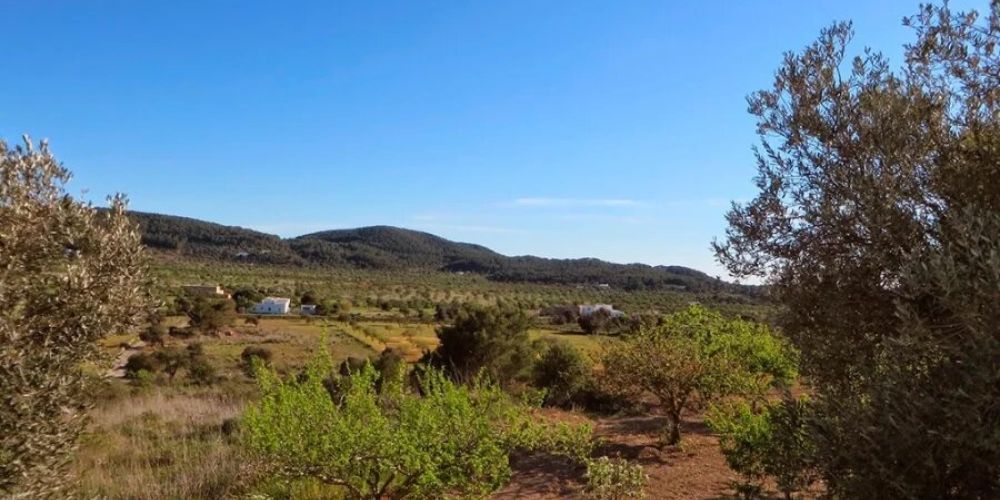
[638,446,664,462]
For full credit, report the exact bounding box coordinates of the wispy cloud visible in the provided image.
[509,197,640,208]
[553,213,646,224]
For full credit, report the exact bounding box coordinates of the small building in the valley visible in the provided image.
[578,303,625,318]
[300,304,318,315]
[182,284,230,298]
[253,297,291,315]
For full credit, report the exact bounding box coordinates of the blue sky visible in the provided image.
[2,1,981,279]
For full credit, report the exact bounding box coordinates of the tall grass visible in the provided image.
[75,388,253,499]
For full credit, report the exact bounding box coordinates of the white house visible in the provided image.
[253,297,291,315]
[578,304,625,318]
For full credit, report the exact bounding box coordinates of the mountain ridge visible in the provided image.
[128,210,752,295]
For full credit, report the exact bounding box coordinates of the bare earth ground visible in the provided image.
[497,412,744,500]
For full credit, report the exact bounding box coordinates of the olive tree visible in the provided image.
[0,136,149,495]
[714,2,1000,496]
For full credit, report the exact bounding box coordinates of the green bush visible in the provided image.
[139,317,168,347]
[423,304,535,384]
[584,456,647,499]
[707,402,770,498]
[124,352,161,379]
[240,346,273,377]
[532,339,593,408]
[708,397,816,499]
[186,344,217,385]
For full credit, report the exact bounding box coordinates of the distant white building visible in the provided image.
[253,297,291,315]
[300,304,318,315]
[578,304,625,318]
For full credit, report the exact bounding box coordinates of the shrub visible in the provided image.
[707,402,770,498]
[762,397,816,498]
[124,353,162,379]
[140,317,168,347]
[240,346,273,377]
[532,340,593,408]
[578,309,611,334]
[185,343,216,385]
[708,397,816,500]
[152,347,189,380]
[168,326,196,339]
[373,347,406,379]
[423,304,535,384]
[585,456,647,499]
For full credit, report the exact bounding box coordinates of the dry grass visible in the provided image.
[74,388,252,500]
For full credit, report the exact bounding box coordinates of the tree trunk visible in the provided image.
[663,411,681,446]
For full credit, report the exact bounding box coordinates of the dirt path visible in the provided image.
[494,413,741,500]
[105,341,146,378]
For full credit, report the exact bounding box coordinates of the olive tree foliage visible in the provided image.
[243,348,595,499]
[0,137,150,495]
[713,3,1000,497]
[602,305,796,445]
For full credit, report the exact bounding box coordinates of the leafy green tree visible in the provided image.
[602,305,795,445]
[424,304,535,384]
[0,137,150,496]
[300,291,319,305]
[243,356,513,499]
[187,297,237,333]
[713,3,1000,496]
[232,287,264,312]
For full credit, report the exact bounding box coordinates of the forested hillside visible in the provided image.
[130,211,755,294]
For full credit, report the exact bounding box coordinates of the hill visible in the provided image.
[129,211,753,294]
